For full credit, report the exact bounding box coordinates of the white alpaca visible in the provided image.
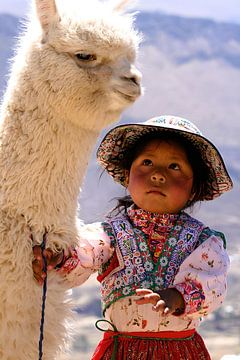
[0,0,141,358]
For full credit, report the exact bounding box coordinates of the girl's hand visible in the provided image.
[135,288,185,315]
[32,245,64,285]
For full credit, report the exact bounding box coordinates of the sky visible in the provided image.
[0,0,240,24]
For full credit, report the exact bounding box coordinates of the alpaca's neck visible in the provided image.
[0,105,99,226]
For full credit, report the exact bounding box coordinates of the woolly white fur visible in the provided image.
[0,0,141,358]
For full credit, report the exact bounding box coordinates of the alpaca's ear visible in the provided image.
[35,0,60,37]
[114,0,133,12]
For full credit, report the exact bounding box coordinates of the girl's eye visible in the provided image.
[142,159,153,166]
[75,53,97,61]
[169,163,180,170]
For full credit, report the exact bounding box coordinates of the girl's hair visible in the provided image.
[111,131,211,215]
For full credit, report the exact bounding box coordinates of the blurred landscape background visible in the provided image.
[0,1,240,359]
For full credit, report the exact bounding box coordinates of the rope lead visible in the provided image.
[38,231,48,360]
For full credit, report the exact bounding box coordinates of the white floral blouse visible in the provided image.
[59,209,230,333]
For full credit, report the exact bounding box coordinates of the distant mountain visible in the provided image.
[137,12,240,67]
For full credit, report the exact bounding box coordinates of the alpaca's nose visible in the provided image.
[115,61,142,99]
[151,171,166,183]
[122,65,142,86]
[128,76,139,85]
[122,65,142,85]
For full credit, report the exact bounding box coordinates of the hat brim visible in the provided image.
[97,122,233,200]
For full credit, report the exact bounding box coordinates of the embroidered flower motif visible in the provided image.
[125,268,133,277]
[165,274,172,282]
[137,267,145,274]
[159,256,168,267]
[141,280,152,288]
[125,259,131,267]
[122,286,131,295]
[109,293,115,302]
[144,261,154,271]
[168,237,177,246]
[139,242,148,251]
[114,277,123,289]
[133,257,142,265]
[155,277,164,286]
[174,225,182,231]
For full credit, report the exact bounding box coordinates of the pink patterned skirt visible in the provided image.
[91,329,211,360]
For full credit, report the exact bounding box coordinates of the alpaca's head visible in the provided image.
[19,0,142,130]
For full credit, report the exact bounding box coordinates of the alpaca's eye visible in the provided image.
[75,53,97,61]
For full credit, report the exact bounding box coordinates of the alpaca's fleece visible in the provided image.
[0,0,142,358]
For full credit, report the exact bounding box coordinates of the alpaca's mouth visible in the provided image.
[114,89,140,102]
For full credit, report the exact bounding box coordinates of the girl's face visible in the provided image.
[126,139,194,214]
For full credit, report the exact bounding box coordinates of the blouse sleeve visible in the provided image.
[172,232,230,319]
[58,222,113,288]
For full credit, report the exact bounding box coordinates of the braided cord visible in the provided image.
[38,232,48,360]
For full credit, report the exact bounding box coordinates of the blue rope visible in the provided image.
[38,232,48,360]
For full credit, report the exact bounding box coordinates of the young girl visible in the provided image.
[33,115,233,359]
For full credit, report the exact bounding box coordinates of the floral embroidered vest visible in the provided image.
[98,211,206,313]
